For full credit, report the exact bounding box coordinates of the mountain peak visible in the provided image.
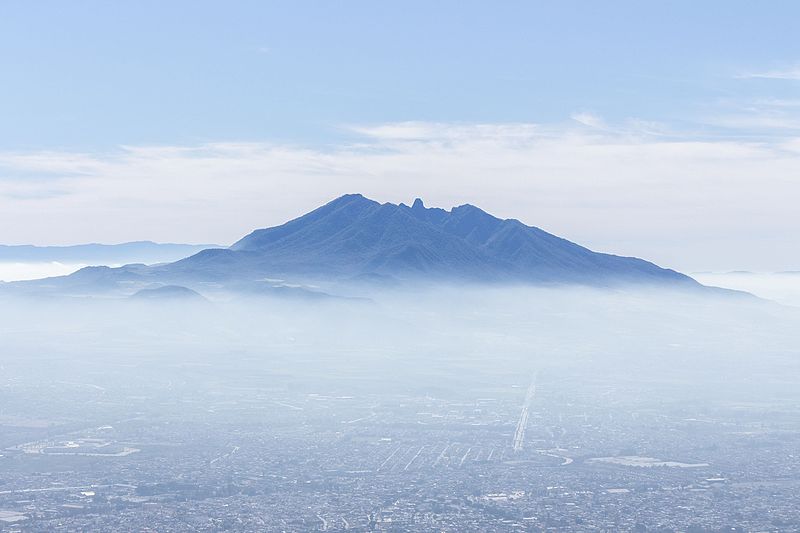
[207,194,694,287]
[326,193,371,208]
[452,203,488,214]
[337,193,366,201]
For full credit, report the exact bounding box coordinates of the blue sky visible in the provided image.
[2,0,799,148]
[1,1,800,271]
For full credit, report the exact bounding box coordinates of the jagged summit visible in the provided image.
[218,194,693,285]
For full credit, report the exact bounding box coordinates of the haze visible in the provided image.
[2,285,800,530]
[2,2,799,531]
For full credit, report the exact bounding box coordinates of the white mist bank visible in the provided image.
[693,272,800,307]
[1,285,798,400]
[0,262,89,282]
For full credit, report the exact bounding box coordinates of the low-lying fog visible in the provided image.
[693,271,800,307]
[3,284,799,529]
[7,261,800,308]
[0,262,92,282]
[2,285,798,402]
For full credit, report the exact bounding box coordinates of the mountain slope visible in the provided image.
[217,194,693,285]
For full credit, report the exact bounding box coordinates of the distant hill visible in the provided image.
[10,194,701,295]
[0,241,217,265]
[130,285,207,301]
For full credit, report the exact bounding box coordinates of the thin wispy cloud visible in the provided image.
[570,112,609,130]
[706,114,800,132]
[736,65,800,81]
[570,113,669,138]
[346,122,542,142]
[752,98,800,108]
[702,95,800,135]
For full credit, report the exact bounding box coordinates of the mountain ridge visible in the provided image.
[220,193,693,286]
[9,194,700,295]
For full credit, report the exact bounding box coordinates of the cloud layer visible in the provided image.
[2,120,800,271]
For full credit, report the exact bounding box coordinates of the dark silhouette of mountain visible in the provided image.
[12,194,700,294]
[163,194,694,286]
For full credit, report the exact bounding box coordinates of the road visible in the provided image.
[512,372,538,452]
